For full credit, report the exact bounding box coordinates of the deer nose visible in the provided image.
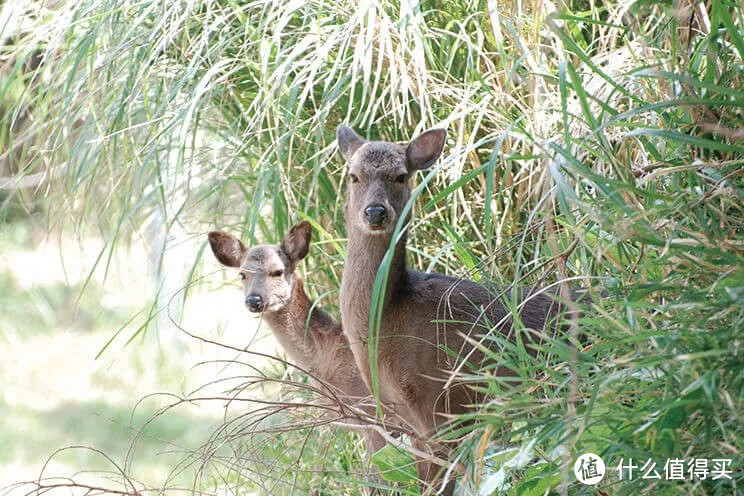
[364,205,388,226]
[245,295,264,312]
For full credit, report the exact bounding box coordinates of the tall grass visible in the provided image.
[1,0,742,494]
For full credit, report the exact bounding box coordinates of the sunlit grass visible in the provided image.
[1,0,742,494]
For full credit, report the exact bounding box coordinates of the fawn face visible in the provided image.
[208,222,312,313]
[337,125,446,235]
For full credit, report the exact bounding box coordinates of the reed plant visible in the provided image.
[1,0,741,493]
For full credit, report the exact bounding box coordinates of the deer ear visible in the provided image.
[281,221,312,263]
[208,231,246,268]
[337,125,366,161]
[406,128,446,171]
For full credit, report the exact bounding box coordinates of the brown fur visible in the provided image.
[337,126,567,494]
[208,222,388,491]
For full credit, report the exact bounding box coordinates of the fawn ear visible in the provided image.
[208,231,246,268]
[281,221,312,263]
[337,125,366,161]
[406,128,446,171]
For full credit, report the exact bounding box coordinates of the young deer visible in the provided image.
[337,126,567,493]
[207,221,389,491]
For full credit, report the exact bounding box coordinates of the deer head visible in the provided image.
[208,221,312,313]
[337,125,446,236]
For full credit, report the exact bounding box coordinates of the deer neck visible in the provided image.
[262,277,333,370]
[341,222,408,341]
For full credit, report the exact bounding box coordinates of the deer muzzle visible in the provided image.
[364,204,388,227]
[245,294,264,312]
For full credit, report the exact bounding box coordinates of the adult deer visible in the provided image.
[337,125,567,494]
[208,221,390,493]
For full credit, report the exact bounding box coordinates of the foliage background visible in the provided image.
[1,0,742,494]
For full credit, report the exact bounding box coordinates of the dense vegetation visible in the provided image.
[1,0,742,494]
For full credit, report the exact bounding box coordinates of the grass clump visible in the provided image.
[1,0,742,494]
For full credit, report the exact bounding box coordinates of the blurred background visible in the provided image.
[1,0,742,494]
[0,220,261,485]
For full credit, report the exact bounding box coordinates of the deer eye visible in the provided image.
[270,270,283,277]
[239,272,246,280]
[348,173,359,184]
[394,173,408,183]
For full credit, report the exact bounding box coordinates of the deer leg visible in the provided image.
[363,429,392,495]
[412,439,455,496]
[403,387,459,496]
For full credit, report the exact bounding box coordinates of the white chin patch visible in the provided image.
[359,219,393,235]
[266,301,285,312]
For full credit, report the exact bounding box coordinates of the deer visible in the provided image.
[207,221,392,494]
[336,125,573,494]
